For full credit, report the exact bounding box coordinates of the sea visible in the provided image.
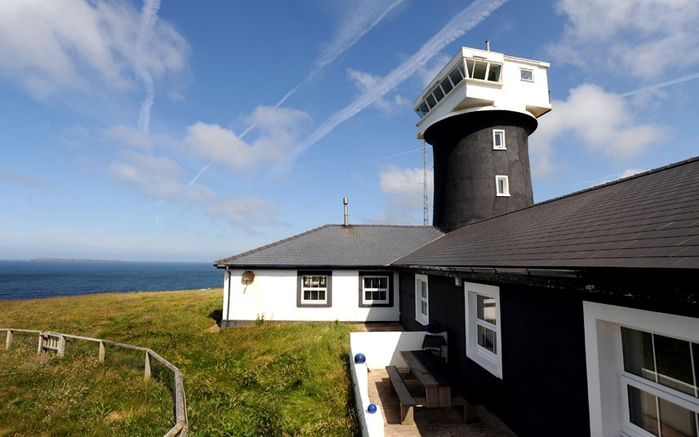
[0,260,223,301]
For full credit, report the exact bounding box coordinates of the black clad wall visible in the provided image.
[425,110,537,232]
[399,272,590,437]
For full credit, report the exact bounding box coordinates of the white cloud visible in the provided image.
[298,0,508,155]
[531,84,666,177]
[269,0,407,111]
[415,53,452,87]
[108,151,185,200]
[316,0,406,72]
[0,169,46,189]
[371,166,433,224]
[106,125,180,150]
[549,0,699,80]
[620,168,645,179]
[0,0,189,99]
[347,69,408,115]
[185,106,312,172]
[199,192,283,231]
[591,168,647,187]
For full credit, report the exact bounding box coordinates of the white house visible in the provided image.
[215,224,441,327]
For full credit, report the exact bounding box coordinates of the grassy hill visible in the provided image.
[0,289,358,436]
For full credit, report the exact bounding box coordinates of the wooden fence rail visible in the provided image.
[1,328,188,437]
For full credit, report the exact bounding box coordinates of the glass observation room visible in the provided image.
[415,57,502,119]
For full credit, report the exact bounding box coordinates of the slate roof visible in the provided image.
[394,157,699,270]
[215,225,442,268]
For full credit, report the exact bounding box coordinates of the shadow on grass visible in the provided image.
[342,352,361,437]
[208,309,223,326]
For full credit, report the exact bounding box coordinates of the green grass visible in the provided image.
[0,289,359,436]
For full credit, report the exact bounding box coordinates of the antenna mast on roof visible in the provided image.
[423,140,429,226]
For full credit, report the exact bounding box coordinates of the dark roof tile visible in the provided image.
[394,157,699,270]
[215,225,442,268]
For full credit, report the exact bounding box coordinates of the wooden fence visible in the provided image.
[1,328,188,437]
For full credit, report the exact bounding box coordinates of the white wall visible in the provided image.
[348,331,448,437]
[223,269,400,323]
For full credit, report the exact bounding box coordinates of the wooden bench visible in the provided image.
[386,365,422,425]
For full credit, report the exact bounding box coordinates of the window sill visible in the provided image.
[466,349,502,379]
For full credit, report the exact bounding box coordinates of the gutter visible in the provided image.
[399,265,579,279]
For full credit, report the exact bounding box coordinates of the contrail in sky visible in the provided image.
[294,0,508,157]
[372,147,423,162]
[238,0,407,139]
[136,0,161,137]
[620,72,699,97]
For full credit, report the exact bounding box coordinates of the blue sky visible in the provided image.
[1,0,698,262]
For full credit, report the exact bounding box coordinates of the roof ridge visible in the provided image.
[214,224,331,264]
[533,155,699,208]
[325,224,437,229]
[444,155,699,234]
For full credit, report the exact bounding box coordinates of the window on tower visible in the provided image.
[496,175,510,197]
[520,68,534,82]
[493,130,506,150]
[413,56,500,119]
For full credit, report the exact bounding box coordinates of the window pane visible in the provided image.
[378,291,386,301]
[304,290,311,300]
[433,86,445,102]
[441,77,453,94]
[303,276,311,287]
[421,282,427,298]
[498,179,505,195]
[477,325,497,354]
[622,327,656,382]
[318,290,325,301]
[421,300,428,316]
[521,69,533,81]
[426,94,436,108]
[659,397,697,437]
[628,386,659,436]
[418,102,429,116]
[457,61,465,78]
[655,334,695,396]
[466,59,475,78]
[494,132,503,148]
[476,295,497,324]
[378,277,387,288]
[473,61,487,80]
[488,64,501,82]
[365,291,372,301]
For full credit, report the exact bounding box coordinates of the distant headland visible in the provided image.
[29,258,125,263]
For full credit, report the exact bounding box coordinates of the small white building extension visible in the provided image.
[215,224,441,327]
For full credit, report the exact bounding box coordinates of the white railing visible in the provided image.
[1,328,188,437]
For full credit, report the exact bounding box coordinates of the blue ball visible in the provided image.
[367,403,377,414]
[354,353,366,364]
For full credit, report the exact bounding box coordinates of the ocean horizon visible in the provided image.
[0,260,223,301]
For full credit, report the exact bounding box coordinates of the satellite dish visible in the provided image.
[242,271,255,285]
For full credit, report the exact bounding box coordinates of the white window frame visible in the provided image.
[300,274,328,305]
[496,175,510,197]
[520,68,534,82]
[415,274,429,325]
[584,302,699,437]
[361,275,390,305]
[465,282,503,378]
[493,129,506,150]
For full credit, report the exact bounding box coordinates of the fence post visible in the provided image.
[144,351,152,381]
[37,332,44,355]
[4,330,11,350]
[99,341,105,363]
[57,335,66,357]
